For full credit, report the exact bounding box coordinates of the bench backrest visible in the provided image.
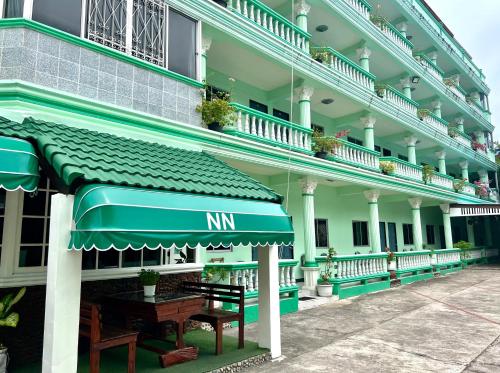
[80,300,102,343]
[182,281,245,315]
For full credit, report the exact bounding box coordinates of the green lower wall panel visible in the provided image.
[397,271,434,285]
[434,263,463,275]
[333,279,391,299]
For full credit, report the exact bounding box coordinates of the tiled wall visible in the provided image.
[0,28,202,126]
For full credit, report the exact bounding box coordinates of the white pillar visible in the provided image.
[428,51,438,65]
[432,99,442,118]
[466,217,476,246]
[299,177,319,293]
[42,194,82,373]
[400,76,412,99]
[295,0,311,32]
[0,191,22,278]
[405,135,418,165]
[361,114,376,151]
[408,198,423,250]
[459,160,469,181]
[296,86,314,130]
[364,190,381,252]
[440,204,453,250]
[454,117,465,133]
[258,244,281,359]
[201,36,212,83]
[478,169,489,184]
[356,46,372,72]
[435,150,446,175]
[397,21,408,38]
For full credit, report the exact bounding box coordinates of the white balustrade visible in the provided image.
[335,141,380,170]
[461,182,477,196]
[485,248,499,258]
[435,249,461,264]
[381,157,423,182]
[421,113,448,135]
[229,0,309,52]
[448,85,466,102]
[468,249,483,260]
[374,21,413,55]
[415,55,443,80]
[331,254,388,280]
[455,133,472,148]
[343,0,371,19]
[396,251,431,270]
[382,87,418,116]
[431,172,454,190]
[327,52,374,90]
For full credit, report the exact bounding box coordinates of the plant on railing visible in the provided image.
[453,178,468,192]
[312,129,350,159]
[422,164,435,184]
[443,77,458,88]
[197,87,237,132]
[472,141,487,152]
[448,127,459,138]
[203,267,228,284]
[310,48,330,64]
[417,108,431,120]
[369,14,388,28]
[474,180,491,198]
[455,240,473,259]
[379,161,396,175]
[0,287,25,356]
[374,84,387,98]
[317,248,335,297]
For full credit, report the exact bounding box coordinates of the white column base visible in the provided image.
[301,266,319,295]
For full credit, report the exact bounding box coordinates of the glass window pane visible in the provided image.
[19,246,43,267]
[82,250,97,270]
[98,250,119,269]
[4,0,24,18]
[21,218,45,244]
[23,192,46,216]
[32,0,82,36]
[143,249,161,266]
[168,9,197,79]
[0,190,5,215]
[122,249,141,268]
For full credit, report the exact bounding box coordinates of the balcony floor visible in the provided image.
[16,330,267,372]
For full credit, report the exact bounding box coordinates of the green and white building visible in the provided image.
[0,0,498,371]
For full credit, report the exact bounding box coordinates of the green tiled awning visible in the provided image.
[0,135,39,192]
[70,184,294,250]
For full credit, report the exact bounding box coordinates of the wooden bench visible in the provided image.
[181,281,244,355]
[80,301,139,373]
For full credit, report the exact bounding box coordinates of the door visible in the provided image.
[388,222,398,252]
[439,225,446,250]
[379,222,387,251]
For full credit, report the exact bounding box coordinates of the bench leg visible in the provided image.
[90,348,100,373]
[215,323,223,355]
[238,317,244,349]
[128,341,136,373]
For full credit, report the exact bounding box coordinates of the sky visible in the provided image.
[426,0,500,140]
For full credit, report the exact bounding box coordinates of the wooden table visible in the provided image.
[105,291,205,367]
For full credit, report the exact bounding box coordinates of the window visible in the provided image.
[347,137,363,146]
[273,109,290,121]
[426,225,435,245]
[398,154,409,162]
[382,148,392,156]
[18,176,57,268]
[33,0,83,36]
[374,145,381,152]
[314,219,329,248]
[249,100,268,114]
[403,224,414,245]
[168,9,197,79]
[207,245,232,253]
[206,86,229,101]
[3,0,24,17]
[352,221,369,246]
[312,124,324,135]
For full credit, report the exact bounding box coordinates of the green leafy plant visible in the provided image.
[374,84,387,98]
[0,287,26,348]
[320,247,336,283]
[379,161,396,175]
[443,77,458,87]
[203,267,228,283]
[196,89,237,128]
[312,129,349,155]
[386,250,395,263]
[455,240,473,260]
[310,48,330,64]
[448,127,459,138]
[422,164,435,184]
[417,108,431,120]
[138,269,160,286]
[453,178,467,192]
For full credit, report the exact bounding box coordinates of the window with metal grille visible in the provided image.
[133,0,167,67]
[314,219,329,248]
[86,0,127,52]
[352,221,369,246]
[403,223,414,245]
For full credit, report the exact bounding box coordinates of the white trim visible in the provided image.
[125,0,133,54]
[0,0,4,18]
[0,190,22,278]
[23,0,33,19]
[195,12,202,82]
[80,0,87,38]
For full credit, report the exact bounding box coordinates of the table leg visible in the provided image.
[176,320,185,349]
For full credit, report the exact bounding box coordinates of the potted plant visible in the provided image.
[138,269,160,297]
[448,127,459,138]
[379,161,396,175]
[374,84,387,98]
[422,164,435,184]
[472,141,487,152]
[196,91,237,132]
[310,48,330,64]
[474,180,491,198]
[417,108,431,120]
[386,250,396,271]
[453,178,467,193]
[428,247,437,265]
[317,248,335,297]
[0,287,26,373]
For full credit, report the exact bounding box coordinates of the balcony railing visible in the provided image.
[467,98,489,120]
[434,249,461,265]
[447,84,467,102]
[451,129,472,148]
[317,253,388,280]
[311,47,375,90]
[457,180,477,196]
[227,103,313,153]
[418,110,448,135]
[370,16,414,55]
[329,139,380,171]
[431,171,454,190]
[343,0,372,19]
[380,157,423,183]
[414,53,444,81]
[228,0,311,52]
[395,251,431,271]
[376,84,419,116]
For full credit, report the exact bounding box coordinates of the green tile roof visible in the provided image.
[0,117,282,202]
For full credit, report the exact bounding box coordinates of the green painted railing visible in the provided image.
[379,156,423,182]
[316,253,388,279]
[394,250,432,271]
[376,84,419,116]
[418,109,448,134]
[328,138,380,171]
[228,0,311,52]
[311,46,375,90]
[343,0,372,19]
[370,16,413,54]
[413,53,444,79]
[227,102,313,153]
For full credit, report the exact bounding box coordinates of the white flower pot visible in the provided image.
[0,348,8,373]
[430,254,437,265]
[316,284,333,297]
[388,261,396,271]
[143,285,156,297]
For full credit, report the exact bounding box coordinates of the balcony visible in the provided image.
[376,84,419,116]
[370,16,414,55]
[311,47,375,90]
[380,157,422,183]
[417,109,448,135]
[228,0,310,53]
[414,53,444,81]
[430,171,454,190]
[227,103,313,153]
[343,0,372,19]
[450,129,472,149]
[457,180,477,197]
[328,140,380,172]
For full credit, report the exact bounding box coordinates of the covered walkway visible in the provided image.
[238,266,500,373]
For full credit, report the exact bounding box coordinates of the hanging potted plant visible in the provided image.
[422,164,435,184]
[196,90,237,132]
[0,287,26,373]
[138,269,160,297]
[379,161,396,175]
[317,248,335,297]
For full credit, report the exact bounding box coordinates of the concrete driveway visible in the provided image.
[236,266,500,373]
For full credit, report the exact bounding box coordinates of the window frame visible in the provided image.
[426,225,435,245]
[352,221,369,247]
[314,218,329,248]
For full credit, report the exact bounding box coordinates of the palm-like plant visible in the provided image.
[0,287,26,348]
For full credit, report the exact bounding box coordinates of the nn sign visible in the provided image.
[207,212,235,231]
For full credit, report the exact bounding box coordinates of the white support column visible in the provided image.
[432,99,442,118]
[405,135,418,165]
[299,177,319,293]
[408,198,423,250]
[478,169,489,184]
[459,160,469,181]
[428,51,438,65]
[440,204,453,250]
[257,244,281,359]
[42,194,82,373]
[356,46,372,72]
[296,86,314,130]
[295,0,311,33]
[364,190,381,252]
[0,190,22,278]
[361,114,376,151]
[396,21,408,37]
[435,150,447,175]
[466,217,476,246]
[400,76,412,99]
[201,37,212,83]
[454,117,465,132]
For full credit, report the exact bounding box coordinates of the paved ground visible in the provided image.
[230,266,500,373]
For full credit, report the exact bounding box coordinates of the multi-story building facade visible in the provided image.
[0,0,497,371]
